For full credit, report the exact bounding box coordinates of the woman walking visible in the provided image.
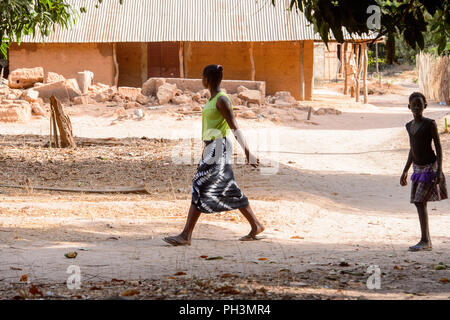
[163,64,265,246]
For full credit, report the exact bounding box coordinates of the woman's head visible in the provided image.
[408,92,427,116]
[202,64,223,89]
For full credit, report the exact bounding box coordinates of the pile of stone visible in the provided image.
[0,67,48,122]
[1,67,308,123]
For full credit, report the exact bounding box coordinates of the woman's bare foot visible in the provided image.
[408,240,432,252]
[239,224,265,241]
[163,235,191,246]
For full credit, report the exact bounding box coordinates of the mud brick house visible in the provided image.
[9,0,372,100]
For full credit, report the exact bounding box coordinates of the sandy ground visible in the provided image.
[0,76,449,300]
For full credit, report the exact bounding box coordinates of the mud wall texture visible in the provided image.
[184,41,314,100]
[9,43,115,86]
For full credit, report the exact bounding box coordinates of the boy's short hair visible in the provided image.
[409,92,427,107]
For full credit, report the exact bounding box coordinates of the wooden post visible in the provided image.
[112,43,119,88]
[51,108,59,148]
[343,42,348,95]
[350,43,355,97]
[249,42,255,81]
[355,43,362,102]
[50,95,76,148]
[299,41,305,100]
[179,42,184,78]
[362,43,368,104]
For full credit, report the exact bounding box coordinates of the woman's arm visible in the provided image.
[216,96,259,167]
[431,120,443,183]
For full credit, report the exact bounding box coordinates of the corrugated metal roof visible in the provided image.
[21,0,375,43]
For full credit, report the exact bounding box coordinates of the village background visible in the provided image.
[0,0,449,300]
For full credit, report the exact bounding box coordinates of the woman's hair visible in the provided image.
[409,92,427,108]
[203,64,223,87]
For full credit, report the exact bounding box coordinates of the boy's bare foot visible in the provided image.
[408,240,432,252]
[239,224,265,241]
[163,235,191,246]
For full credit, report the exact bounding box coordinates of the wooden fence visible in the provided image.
[416,52,449,105]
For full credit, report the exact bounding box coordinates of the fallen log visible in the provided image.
[0,184,150,194]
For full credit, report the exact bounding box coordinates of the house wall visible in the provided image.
[9,43,115,86]
[117,42,147,87]
[183,41,314,100]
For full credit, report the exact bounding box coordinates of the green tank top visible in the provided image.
[202,91,233,141]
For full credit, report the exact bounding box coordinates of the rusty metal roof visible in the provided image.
[21,0,375,43]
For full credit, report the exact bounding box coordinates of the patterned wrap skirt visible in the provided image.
[410,161,448,203]
[191,137,249,213]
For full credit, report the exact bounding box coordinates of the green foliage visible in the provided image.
[271,0,449,55]
[367,48,386,72]
[0,0,123,59]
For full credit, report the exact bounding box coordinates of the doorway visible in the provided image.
[147,42,180,78]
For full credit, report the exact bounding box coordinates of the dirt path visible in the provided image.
[0,87,449,300]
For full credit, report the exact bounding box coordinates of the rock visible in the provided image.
[313,108,326,115]
[142,78,166,96]
[24,89,40,103]
[64,79,82,99]
[31,102,46,116]
[114,106,127,117]
[34,80,75,102]
[313,107,342,116]
[0,103,32,122]
[118,87,141,100]
[136,93,150,105]
[73,96,92,105]
[112,94,124,103]
[171,94,192,105]
[33,82,44,88]
[0,87,10,96]
[240,110,257,119]
[157,83,178,105]
[192,106,202,112]
[76,71,94,94]
[45,72,65,84]
[237,86,248,94]
[124,102,140,109]
[248,103,260,109]
[8,67,44,89]
[192,92,202,102]
[238,89,262,105]
[94,93,108,103]
[88,83,110,94]
[230,94,242,106]
[199,89,211,99]
[6,93,17,100]
[274,91,296,105]
[134,108,144,118]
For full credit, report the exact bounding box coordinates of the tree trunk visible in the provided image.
[343,42,348,95]
[355,44,362,102]
[50,95,76,148]
[386,32,396,65]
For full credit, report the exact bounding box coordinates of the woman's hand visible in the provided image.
[247,152,260,168]
[400,171,408,186]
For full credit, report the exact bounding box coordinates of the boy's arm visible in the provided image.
[403,150,413,174]
[216,96,259,167]
[431,120,443,182]
[400,150,413,186]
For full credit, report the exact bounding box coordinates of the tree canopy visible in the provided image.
[274,0,449,54]
[0,0,122,59]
